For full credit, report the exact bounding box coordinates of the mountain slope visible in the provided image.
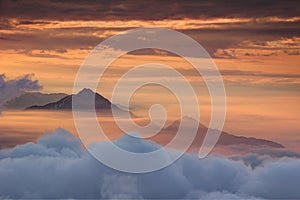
[4,92,67,110]
[26,91,284,149]
[26,88,123,113]
[152,117,284,148]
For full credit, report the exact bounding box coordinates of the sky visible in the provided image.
[1,1,300,199]
[1,0,299,144]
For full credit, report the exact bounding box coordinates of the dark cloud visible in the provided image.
[17,20,52,25]
[220,70,300,79]
[0,1,298,59]
[0,128,300,199]
[0,36,18,41]
[284,50,300,55]
[0,27,129,53]
[183,24,300,56]
[231,153,270,169]
[0,0,299,21]
[0,31,102,51]
[1,24,299,58]
[22,50,66,59]
[144,68,300,81]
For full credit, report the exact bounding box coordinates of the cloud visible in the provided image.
[251,149,300,159]
[220,69,300,79]
[0,74,42,113]
[0,0,299,21]
[0,128,300,199]
[186,190,260,199]
[0,1,299,58]
[214,37,300,58]
[1,20,299,56]
[240,158,300,199]
[230,154,270,169]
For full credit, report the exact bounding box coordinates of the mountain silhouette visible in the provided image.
[26,91,284,148]
[26,88,121,112]
[5,92,67,110]
[152,117,284,148]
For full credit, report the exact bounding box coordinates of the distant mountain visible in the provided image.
[152,117,284,148]
[26,88,125,114]
[25,90,284,149]
[4,92,67,110]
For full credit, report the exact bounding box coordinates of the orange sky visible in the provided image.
[0,0,300,147]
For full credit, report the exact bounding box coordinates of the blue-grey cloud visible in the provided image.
[0,74,42,113]
[0,128,299,199]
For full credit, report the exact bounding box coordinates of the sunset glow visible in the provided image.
[0,1,300,199]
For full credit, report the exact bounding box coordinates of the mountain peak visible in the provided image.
[76,88,95,96]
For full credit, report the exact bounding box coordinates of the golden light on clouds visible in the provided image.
[1,2,300,198]
[2,16,300,31]
[0,0,299,149]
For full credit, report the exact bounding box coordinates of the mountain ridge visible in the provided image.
[24,89,284,149]
[152,117,284,149]
[26,88,115,111]
[4,92,67,110]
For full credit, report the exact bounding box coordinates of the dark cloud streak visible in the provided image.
[0,0,299,21]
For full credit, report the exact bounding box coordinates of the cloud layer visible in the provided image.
[1,0,299,20]
[0,128,299,199]
[0,74,42,113]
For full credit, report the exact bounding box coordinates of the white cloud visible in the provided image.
[0,128,299,199]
